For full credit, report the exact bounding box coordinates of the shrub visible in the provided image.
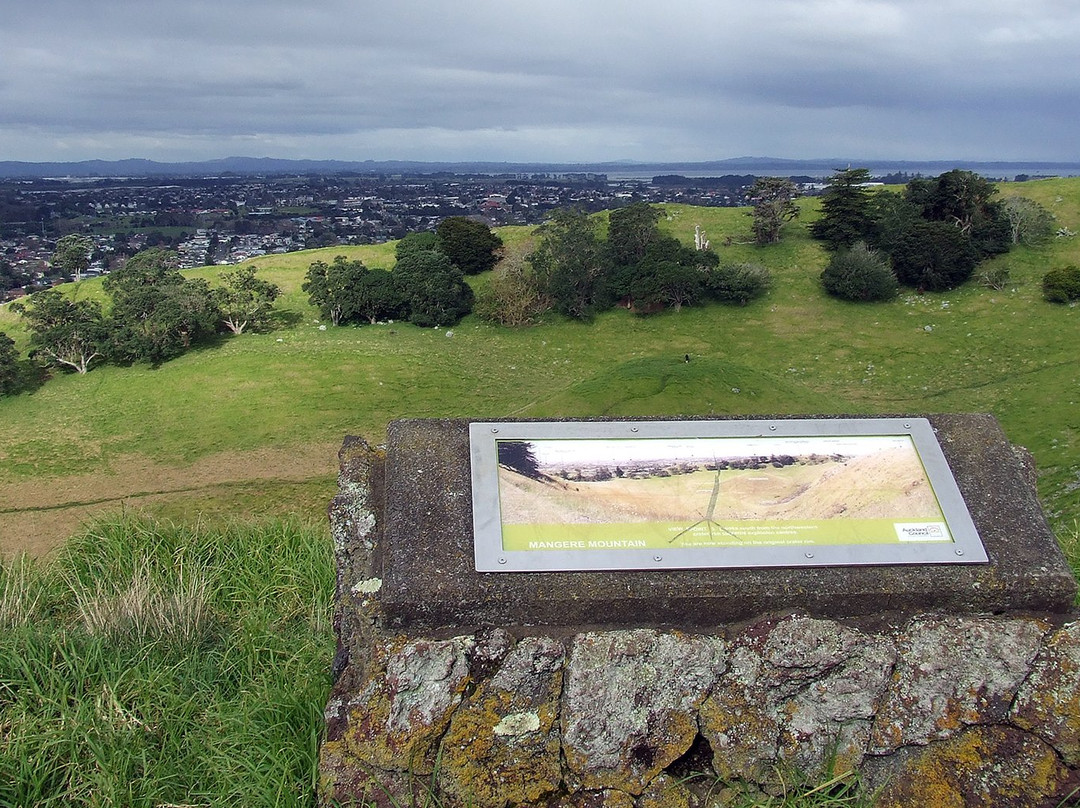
[706,262,772,305]
[1042,265,1080,304]
[978,264,1011,291]
[889,220,978,291]
[474,254,552,327]
[821,242,898,302]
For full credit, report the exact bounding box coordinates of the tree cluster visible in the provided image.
[476,202,771,325]
[302,216,501,329]
[10,248,280,381]
[812,169,1027,296]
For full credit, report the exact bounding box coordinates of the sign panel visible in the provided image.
[470,419,988,571]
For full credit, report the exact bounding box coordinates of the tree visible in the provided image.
[889,220,978,291]
[907,169,1011,259]
[497,440,542,479]
[821,242,898,302]
[394,231,440,263]
[51,234,93,282]
[612,236,714,313]
[302,256,370,326]
[809,168,875,251]
[1001,196,1056,246]
[104,248,219,364]
[213,265,281,334]
[528,208,612,319]
[393,250,474,328]
[436,217,503,275]
[473,245,552,327]
[12,288,109,374]
[0,331,19,394]
[607,202,662,267]
[748,178,799,245]
[353,269,406,324]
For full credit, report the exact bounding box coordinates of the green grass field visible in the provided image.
[2,179,1079,553]
[2,179,1079,806]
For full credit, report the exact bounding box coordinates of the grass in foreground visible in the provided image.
[0,515,335,808]
[1,514,880,808]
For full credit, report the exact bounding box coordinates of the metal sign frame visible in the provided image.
[469,418,988,572]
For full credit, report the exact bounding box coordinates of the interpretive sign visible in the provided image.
[470,418,988,571]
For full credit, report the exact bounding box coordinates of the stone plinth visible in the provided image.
[366,414,1075,631]
[320,415,1080,808]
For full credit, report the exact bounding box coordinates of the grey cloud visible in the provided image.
[0,0,1077,162]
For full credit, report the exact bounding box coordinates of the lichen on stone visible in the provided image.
[1010,620,1080,766]
[436,636,566,807]
[869,615,1046,752]
[341,635,472,775]
[870,725,1072,808]
[561,629,727,795]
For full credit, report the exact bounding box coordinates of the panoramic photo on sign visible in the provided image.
[470,420,987,572]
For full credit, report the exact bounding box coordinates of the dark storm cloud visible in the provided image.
[1,0,1078,161]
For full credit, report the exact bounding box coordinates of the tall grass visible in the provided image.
[0,515,335,808]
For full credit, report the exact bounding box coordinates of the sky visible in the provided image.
[2,0,1079,164]
[524,436,909,465]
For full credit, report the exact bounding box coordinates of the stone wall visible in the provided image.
[320,616,1080,807]
[321,424,1080,807]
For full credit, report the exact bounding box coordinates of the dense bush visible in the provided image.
[889,220,978,291]
[706,262,772,305]
[821,242,898,302]
[473,249,552,326]
[1042,265,1080,304]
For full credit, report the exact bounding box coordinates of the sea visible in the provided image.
[601,162,1080,182]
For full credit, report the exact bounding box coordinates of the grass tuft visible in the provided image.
[0,514,334,808]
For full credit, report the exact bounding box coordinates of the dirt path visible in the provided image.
[0,441,341,557]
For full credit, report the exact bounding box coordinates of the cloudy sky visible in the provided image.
[2,0,1078,164]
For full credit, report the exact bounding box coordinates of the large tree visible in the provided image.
[12,288,109,374]
[51,234,94,283]
[809,168,875,251]
[906,169,1011,259]
[528,208,611,319]
[748,177,799,245]
[612,235,715,312]
[889,220,978,291]
[395,231,440,263]
[436,217,503,275]
[104,248,219,364]
[302,255,370,326]
[213,265,281,334]
[607,202,662,267]
[393,249,474,327]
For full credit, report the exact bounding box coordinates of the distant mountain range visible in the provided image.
[2,156,1079,179]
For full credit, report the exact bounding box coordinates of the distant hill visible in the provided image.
[3,156,1080,179]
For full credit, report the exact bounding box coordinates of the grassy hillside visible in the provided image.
[1,179,1079,555]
